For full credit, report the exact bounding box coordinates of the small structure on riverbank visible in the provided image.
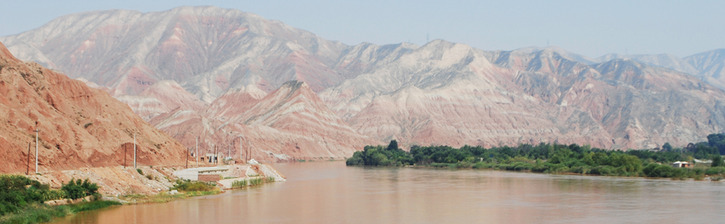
[671,161,691,168]
[172,163,286,189]
[173,167,228,181]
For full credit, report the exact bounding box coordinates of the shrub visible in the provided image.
[544,163,569,173]
[0,203,70,224]
[136,169,143,175]
[67,200,121,213]
[569,166,593,174]
[61,178,99,200]
[643,163,688,178]
[172,180,215,192]
[589,166,615,176]
[41,189,67,201]
[249,178,263,186]
[705,167,725,175]
[0,175,56,216]
[62,179,84,200]
[232,180,248,189]
[472,162,492,169]
[711,154,724,167]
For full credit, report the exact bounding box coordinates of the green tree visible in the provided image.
[387,140,399,151]
[712,154,724,167]
[707,133,725,154]
[61,178,98,200]
[662,142,673,151]
[62,179,85,200]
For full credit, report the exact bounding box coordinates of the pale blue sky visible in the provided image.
[1,0,723,57]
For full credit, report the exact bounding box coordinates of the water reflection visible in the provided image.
[52,161,725,224]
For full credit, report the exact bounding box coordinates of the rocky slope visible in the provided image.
[2,6,724,152]
[152,80,376,162]
[0,41,187,173]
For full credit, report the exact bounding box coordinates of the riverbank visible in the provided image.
[418,161,725,181]
[0,162,285,223]
[24,162,285,198]
[0,200,122,224]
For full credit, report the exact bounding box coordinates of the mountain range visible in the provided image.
[1,6,724,161]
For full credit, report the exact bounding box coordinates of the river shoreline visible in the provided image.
[398,162,725,181]
[0,162,282,223]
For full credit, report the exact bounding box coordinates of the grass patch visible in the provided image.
[249,178,263,186]
[67,200,121,213]
[0,200,120,224]
[171,180,216,192]
[0,203,70,224]
[232,180,248,189]
[120,190,219,204]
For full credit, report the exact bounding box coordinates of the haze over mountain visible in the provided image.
[2,6,724,156]
[598,49,725,90]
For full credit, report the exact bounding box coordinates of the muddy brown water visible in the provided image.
[51,161,724,223]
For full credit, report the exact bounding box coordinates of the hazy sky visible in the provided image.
[1,0,723,57]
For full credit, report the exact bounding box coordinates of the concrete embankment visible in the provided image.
[173,161,286,189]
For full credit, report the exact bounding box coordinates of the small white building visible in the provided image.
[671,161,691,168]
[172,167,229,181]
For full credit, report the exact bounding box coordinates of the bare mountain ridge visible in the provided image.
[2,6,724,152]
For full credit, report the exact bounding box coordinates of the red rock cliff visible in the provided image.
[0,41,187,173]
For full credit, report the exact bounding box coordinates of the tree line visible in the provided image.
[346,134,725,179]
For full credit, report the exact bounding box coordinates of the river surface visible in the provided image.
[52,161,724,223]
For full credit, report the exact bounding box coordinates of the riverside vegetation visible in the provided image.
[120,179,222,204]
[346,134,725,180]
[0,176,120,224]
[231,177,275,189]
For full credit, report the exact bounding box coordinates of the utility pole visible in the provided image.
[35,126,39,174]
[213,144,217,164]
[238,136,243,162]
[185,147,189,169]
[26,142,30,175]
[195,137,199,167]
[133,133,137,169]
